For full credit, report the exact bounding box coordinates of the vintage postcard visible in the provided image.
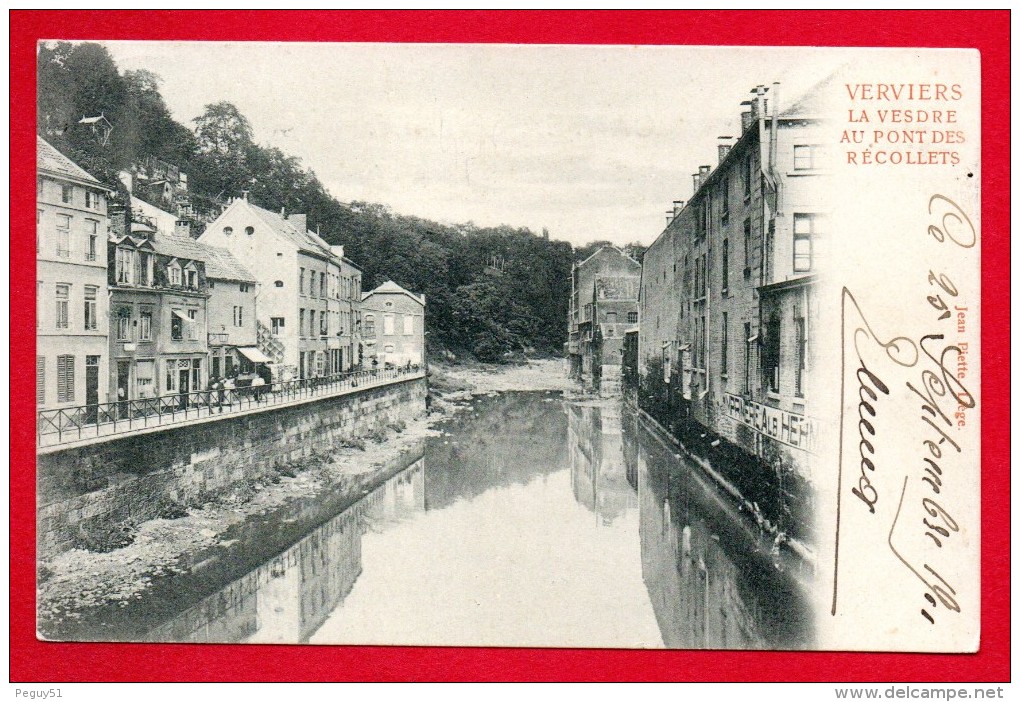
[31,40,981,656]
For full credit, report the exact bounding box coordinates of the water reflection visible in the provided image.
[628,411,814,649]
[132,392,811,647]
[566,402,637,525]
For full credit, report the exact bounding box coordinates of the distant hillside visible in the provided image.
[38,41,576,361]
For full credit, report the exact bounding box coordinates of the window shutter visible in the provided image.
[57,355,75,403]
[36,357,45,405]
[57,356,67,402]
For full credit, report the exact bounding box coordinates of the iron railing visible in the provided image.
[36,365,425,449]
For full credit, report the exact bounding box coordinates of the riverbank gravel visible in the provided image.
[37,359,579,635]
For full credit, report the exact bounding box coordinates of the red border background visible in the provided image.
[10,10,1010,682]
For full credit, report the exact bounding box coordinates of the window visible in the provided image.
[720,178,730,221]
[169,263,182,286]
[743,154,753,198]
[319,272,326,299]
[627,311,638,324]
[309,310,316,338]
[299,268,306,295]
[274,280,284,288]
[139,308,152,341]
[299,309,306,337]
[37,178,44,198]
[722,238,729,292]
[85,190,100,209]
[793,213,820,272]
[245,226,254,236]
[743,218,752,269]
[186,268,197,289]
[700,316,707,370]
[605,312,617,324]
[744,322,752,392]
[403,315,414,336]
[171,311,184,341]
[233,305,243,327]
[315,352,325,377]
[700,253,708,297]
[764,313,781,393]
[55,284,69,329]
[320,311,328,338]
[84,286,98,330]
[57,355,75,403]
[239,283,251,293]
[55,214,70,258]
[721,312,729,377]
[36,357,45,405]
[116,307,131,341]
[793,144,825,171]
[187,309,197,339]
[796,315,807,397]
[271,317,285,335]
[115,248,131,284]
[84,220,99,261]
[61,185,73,204]
[364,314,375,337]
[223,226,233,236]
[383,315,395,336]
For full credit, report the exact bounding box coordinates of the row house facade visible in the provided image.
[360,281,426,367]
[200,198,363,382]
[36,136,112,413]
[108,198,259,407]
[638,81,827,485]
[566,246,641,391]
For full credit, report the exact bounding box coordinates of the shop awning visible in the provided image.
[237,347,273,364]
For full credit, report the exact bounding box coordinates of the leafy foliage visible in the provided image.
[37,41,583,361]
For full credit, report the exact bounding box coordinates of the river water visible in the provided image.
[52,391,816,648]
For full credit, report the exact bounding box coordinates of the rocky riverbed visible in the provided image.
[37,359,577,637]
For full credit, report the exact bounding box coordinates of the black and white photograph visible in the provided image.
[34,41,981,652]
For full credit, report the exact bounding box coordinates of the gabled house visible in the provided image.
[199,197,362,381]
[361,281,425,367]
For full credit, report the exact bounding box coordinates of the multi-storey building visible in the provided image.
[567,246,641,391]
[360,281,425,367]
[36,136,112,414]
[199,198,362,381]
[638,82,826,511]
[108,218,211,406]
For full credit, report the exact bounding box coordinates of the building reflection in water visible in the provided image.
[146,459,425,644]
[565,401,637,526]
[624,411,814,650]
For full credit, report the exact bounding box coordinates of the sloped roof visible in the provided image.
[37,136,107,188]
[200,245,257,283]
[363,280,425,306]
[246,202,333,259]
[576,245,641,270]
[781,68,846,120]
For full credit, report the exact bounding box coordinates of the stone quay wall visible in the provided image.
[37,377,427,558]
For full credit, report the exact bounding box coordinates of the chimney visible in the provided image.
[699,165,711,177]
[666,210,675,225]
[672,200,685,217]
[692,173,701,192]
[241,190,249,202]
[717,136,734,164]
[289,214,307,232]
[330,244,345,259]
[174,220,192,239]
[740,110,754,132]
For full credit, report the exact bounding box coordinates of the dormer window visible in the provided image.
[223,226,233,236]
[245,226,255,236]
[169,260,182,286]
[185,262,198,289]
